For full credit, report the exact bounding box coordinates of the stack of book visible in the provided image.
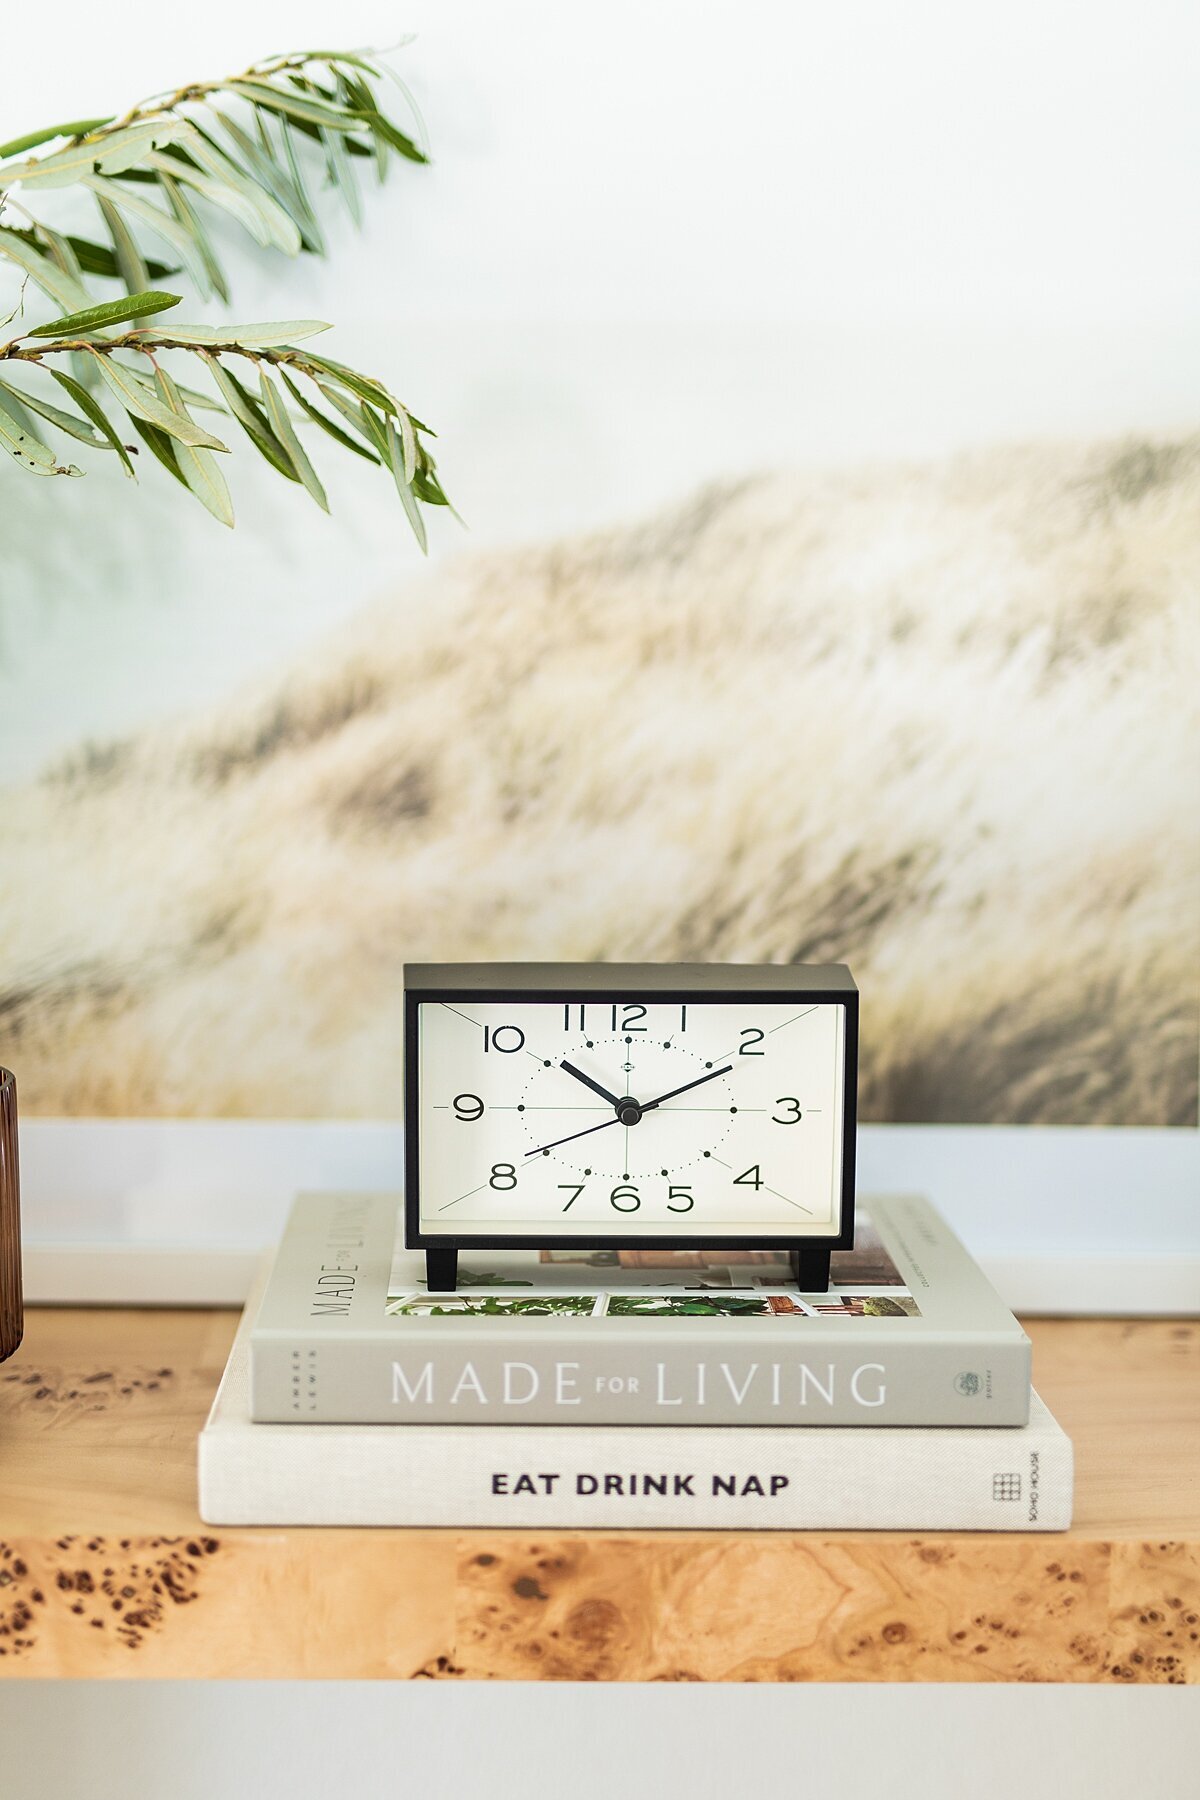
[199,1192,1073,1529]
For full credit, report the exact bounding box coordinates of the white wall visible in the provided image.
[3,0,1198,773]
[20,0,1200,332]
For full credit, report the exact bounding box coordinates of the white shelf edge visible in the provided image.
[20,1242,1200,1318]
[14,1116,1200,1315]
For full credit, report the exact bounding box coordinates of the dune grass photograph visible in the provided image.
[2,433,1195,1127]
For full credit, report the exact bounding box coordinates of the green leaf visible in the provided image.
[154,172,228,302]
[170,433,235,523]
[0,118,113,159]
[303,350,397,413]
[311,377,383,442]
[0,381,42,442]
[0,226,175,282]
[0,117,190,189]
[279,370,380,463]
[268,112,372,157]
[0,392,78,475]
[172,380,226,413]
[144,149,299,256]
[0,227,92,314]
[155,368,233,525]
[271,113,320,148]
[96,196,150,294]
[132,321,219,344]
[127,414,189,486]
[334,67,375,116]
[163,136,302,256]
[328,64,427,164]
[203,355,299,481]
[411,468,450,506]
[134,319,330,348]
[89,353,229,449]
[334,72,389,181]
[375,64,430,159]
[219,319,331,347]
[34,224,84,284]
[215,113,321,252]
[259,370,328,511]
[0,377,109,448]
[229,80,362,131]
[321,125,361,226]
[68,350,99,393]
[357,400,391,459]
[387,417,427,551]
[288,72,339,104]
[358,108,427,165]
[279,117,325,255]
[148,361,232,450]
[82,176,217,300]
[394,405,417,483]
[49,368,137,476]
[26,289,182,338]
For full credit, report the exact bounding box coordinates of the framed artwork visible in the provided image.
[3,3,1196,1309]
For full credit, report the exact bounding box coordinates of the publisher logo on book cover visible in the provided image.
[954,1371,982,1397]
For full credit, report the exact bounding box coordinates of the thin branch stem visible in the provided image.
[0,330,426,440]
[103,53,318,135]
[0,333,411,425]
[2,333,274,365]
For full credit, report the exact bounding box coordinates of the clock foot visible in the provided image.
[790,1244,831,1293]
[425,1248,458,1292]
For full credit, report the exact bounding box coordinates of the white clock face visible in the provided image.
[414,996,846,1240]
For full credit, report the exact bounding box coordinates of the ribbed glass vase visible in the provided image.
[0,1071,21,1362]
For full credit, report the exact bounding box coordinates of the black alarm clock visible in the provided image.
[403,963,858,1291]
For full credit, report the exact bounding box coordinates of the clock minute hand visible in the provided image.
[640,1064,733,1113]
[558,1059,624,1108]
[528,1062,733,1155]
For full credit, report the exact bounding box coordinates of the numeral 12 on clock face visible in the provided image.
[413,995,847,1240]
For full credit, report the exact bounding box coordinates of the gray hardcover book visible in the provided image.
[250,1191,1031,1426]
[210,1265,1070,1528]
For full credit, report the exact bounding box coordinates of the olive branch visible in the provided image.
[0,46,449,540]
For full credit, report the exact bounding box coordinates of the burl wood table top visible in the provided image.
[0,1310,1196,1681]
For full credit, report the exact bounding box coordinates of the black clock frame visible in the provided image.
[403,963,858,1292]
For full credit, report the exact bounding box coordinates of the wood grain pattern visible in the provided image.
[0,1310,1195,1680]
[452,1533,1200,1683]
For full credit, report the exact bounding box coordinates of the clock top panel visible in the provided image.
[409,990,851,1242]
[405,962,857,1000]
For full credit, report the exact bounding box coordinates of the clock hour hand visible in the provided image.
[529,1061,733,1155]
[640,1064,733,1113]
[558,1059,624,1108]
[524,1115,621,1158]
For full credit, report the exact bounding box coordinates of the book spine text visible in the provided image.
[250,1333,1030,1427]
[201,1414,1071,1529]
